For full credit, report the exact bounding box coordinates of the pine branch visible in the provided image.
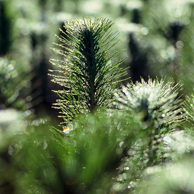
[112,78,185,166]
[113,78,184,131]
[184,94,194,123]
[50,17,127,124]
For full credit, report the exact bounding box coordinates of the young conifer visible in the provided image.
[113,78,185,167]
[49,17,127,124]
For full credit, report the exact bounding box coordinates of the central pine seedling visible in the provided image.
[50,17,127,123]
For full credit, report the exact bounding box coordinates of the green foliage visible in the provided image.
[0,102,188,194]
[184,94,194,123]
[2,1,194,194]
[138,156,194,194]
[0,58,34,114]
[114,78,184,131]
[0,109,141,194]
[109,78,186,192]
[50,17,127,123]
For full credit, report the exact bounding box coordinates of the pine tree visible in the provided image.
[50,17,127,124]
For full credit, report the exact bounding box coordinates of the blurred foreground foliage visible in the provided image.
[0,95,194,193]
[2,0,194,193]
